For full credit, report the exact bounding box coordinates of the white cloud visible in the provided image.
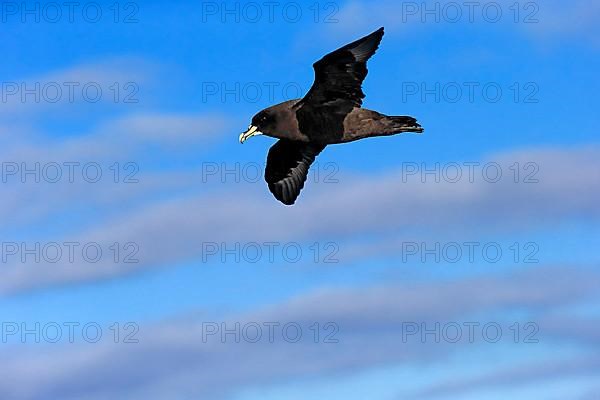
[524,1,600,47]
[0,266,598,399]
[326,0,600,47]
[108,113,229,144]
[0,58,154,115]
[0,111,232,229]
[0,144,598,295]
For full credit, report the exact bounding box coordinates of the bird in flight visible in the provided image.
[240,27,423,205]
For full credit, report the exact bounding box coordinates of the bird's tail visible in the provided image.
[385,116,424,134]
[340,110,424,143]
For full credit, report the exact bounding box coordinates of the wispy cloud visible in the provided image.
[0,266,598,399]
[1,144,598,295]
[525,0,600,47]
[0,111,232,229]
[0,58,154,116]
[107,113,229,145]
[415,355,600,399]
[326,0,600,48]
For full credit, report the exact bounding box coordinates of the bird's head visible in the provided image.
[239,109,278,143]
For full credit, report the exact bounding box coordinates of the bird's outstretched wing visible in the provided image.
[294,27,384,141]
[265,140,326,205]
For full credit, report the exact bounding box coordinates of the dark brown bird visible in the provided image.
[240,27,423,205]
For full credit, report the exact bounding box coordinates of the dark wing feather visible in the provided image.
[297,27,384,109]
[294,27,384,142]
[265,140,326,205]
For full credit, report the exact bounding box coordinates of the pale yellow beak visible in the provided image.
[239,125,263,144]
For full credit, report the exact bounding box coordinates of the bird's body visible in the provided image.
[239,27,423,205]
[252,99,423,144]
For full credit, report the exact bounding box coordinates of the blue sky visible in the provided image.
[1,1,599,399]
